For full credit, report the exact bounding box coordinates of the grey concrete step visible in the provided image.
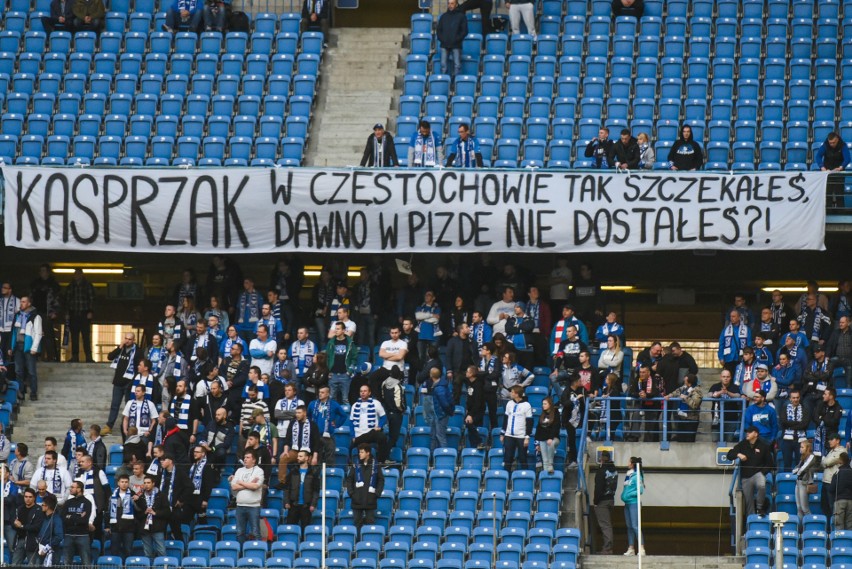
[581,555,745,569]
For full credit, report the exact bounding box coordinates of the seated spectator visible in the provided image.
[612,129,640,170]
[42,0,75,35]
[446,124,484,168]
[300,0,330,37]
[72,0,104,32]
[163,0,202,32]
[707,370,745,443]
[611,0,643,18]
[597,335,624,379]
[203,0,228,32]
[665,373,703,442]
[718,309,752,377]
[667,125,704,171]
[437,0,467,78]
[636,132,655,169]
[408,120,443,168]
[584,127,615,169]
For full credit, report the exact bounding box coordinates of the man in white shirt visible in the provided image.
[37,437,68,470]
[487,286,517,336]
[369,325,409,387]
[29,450,72,505]
[249,324,277,376]
[500,385,532,472]
[328,307,357,338]
[230,449,265,544]
[123,384,159,438]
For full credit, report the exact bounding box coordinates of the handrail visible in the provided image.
[577,394,593,552]
[728,458,743,553]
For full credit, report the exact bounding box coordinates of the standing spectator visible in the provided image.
[778,390,810,471]
[593,450,618,555]
[584,128,615,169]
[42,0,76,34]
[611,0,643,17]
[12,296,43,401]
[833,453,852,530]
[249,324,277,377]
[595,312,625,351]
[169,379,199,451]
[0,283,20,373]
[206,256,243,319]
[30,265,60,363]
[459,0,493,36]
[501,385,532,472]
[718,309,752,377]
[535,397,561,474]
[621,457,645,556]
[437,0,467,78]
[822,433,845,518]
[3,466,19,550]
[636,132,655,169]
[743,390,778,442]
[793,440,819,517]
[64,269,94,363]
[353,268,380,351]
[816,388,843,457]
[505,0,535,38]
[186,446,216,522]
[487,286,517,337]
[815,132,851,208]
[345,444,384,534]
[61,420,86,474]
[446,124,484,167]
[446,323,476,403]
[133,475,169,558]
[63,481,93,566]
[831,280,851,322]
[290,327,318,393]
[11,443,35,490]
[308,386,347,465]
[548,259,572,319]
[462,365,485,450]
[163,0,201,32]
[12,488,44,566]
[300,0,329,36]
[105,475,135,560]
[123,384,159,439]
[72,0,104,32]
[430,368,454,451]
[279,405,318,477]
[230,449,264,544]
[612,128,640,170]
[728,427,773,517]
[415,291,442,367]
[326,322,357,406]
[360,124,399,168]
[36,493,62,566]
[87,425,108,471]
[408,120,443,168]
[667,125,703,171]
[203,407,236,467]
[283,451,319,533]
[104,333,142,436]
[235,279,264,343]
[829,316,852,385]
[29,451,71,506]
[560,375,585,467]
[380,368,406,453]
[349,385,389,462]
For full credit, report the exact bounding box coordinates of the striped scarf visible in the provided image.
[147,346,166,376]
[372,135,385,167]
[351,398,379,429]
[551,319,567,354]
[111,344,137,380]
[191,332,208,361]
[290,419,312,451]
[132,374,155,400]
[128,399,153,431]
[311,400,331,436]
[160,469,175,504]
[144,488,158,529]
[290,340,316,377]
[453,137,478,167]
[170,395,192,430]
[42,467,62,494]
[784,403,806,441]
[272,360,290,384]
[412,133,437,167]
[0,295,17,331]
[82,469,94,494]
[190,458,206,492]
[109,489,134,523]
[354,458,378,494]
[527,301,541,330]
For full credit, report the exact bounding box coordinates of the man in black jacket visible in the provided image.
[158,453,192,540]
[186,446,218,522]
[283,450,319,532]
[104,333,144,436]
[463,365,486,450]
[203,407,236,468]
[832,452,852,530]
[42,0,75,35]
[345,444,385,534]
[88,424,108,471]
[612,129,640,170]
[12,488,44,566]
[220,342,250,408]
[133,475,170,559]
[584,127,615,169]
[437,0,467,77]
[727,426,774,517]
[300,0,329,37]
[360,124,399,168]
[63,481,93,565]
[593,450,618,555]
[447,323,477,404]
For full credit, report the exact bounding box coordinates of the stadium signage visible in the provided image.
[3,167,828,253]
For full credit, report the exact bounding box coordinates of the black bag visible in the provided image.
[228,10,250,33]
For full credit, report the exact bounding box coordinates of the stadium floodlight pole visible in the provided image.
[322,463,327,569]
[636,462,643,569]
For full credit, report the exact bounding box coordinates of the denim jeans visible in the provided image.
[329,373,351,405]
[11,543,38,566]
[202,4,225,30]
[65,534,91,565]
[236,505,261,543]
[109,530,133,559]
[431,414,450,451]
[441,47,461,77]
[13,349,38,396]
[624,502,643,547]
[166,8,202,31]
[539,437,559,471]
[107,384,130,428]
[141,532,166,558]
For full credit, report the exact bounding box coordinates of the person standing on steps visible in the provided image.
[621,456,645,557]
[360,124,399,168]
[594,450,618,555]
[103,333,143,436]
[64,269,95,363]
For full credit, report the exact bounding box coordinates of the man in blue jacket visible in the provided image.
[163,0,202,32]
[437,0,468,77]
[430,368,455,451]
[743,390,778,443]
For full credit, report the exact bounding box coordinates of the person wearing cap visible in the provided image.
[445,123,484,168]
[815,387,843,457]
[408,120,443,168]
[325,321,358,406]
[822,433,845,517]
[743,389,778,443]
[743,363,777,403]
[360,124,399,168]
[329,282,352,319]
[778,389,810,472]
[437,0,467,77]
[803,344,831,418]
[727,426,774,517]
[593,450,618,554]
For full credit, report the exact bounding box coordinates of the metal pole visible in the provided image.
[321,463,327,569]
[492,492,498,566]
[774,522,784,568]
[636,462,643,565]
[1,463,5,566]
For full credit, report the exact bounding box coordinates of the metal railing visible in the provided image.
[576,396,592,553]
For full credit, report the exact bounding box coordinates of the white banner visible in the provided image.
[2,167,828,253]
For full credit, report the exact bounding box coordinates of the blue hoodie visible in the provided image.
[432,377,455,420]
[744,403,779,441]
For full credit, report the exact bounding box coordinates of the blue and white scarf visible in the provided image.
[259,317,280,338]
[276,397,300,431]
[111,344,137,380]
[237,291,262,326]
[452,137,478,168]
[800,306,831,342]
[0,295,18,331]
[0,433,7,456]
[128,399,153,431]
[290,340,316,377]
[41,467,63,494]
[527,301,541,331]
[290,420,312,451]
[721,324,749,358]
[144,488,158,529]
[412,133,438,167]
[354,458,378,494]
[471,322,491,349]
[784,403,806,441]
[191,332,209,362]
[109,488,134,523]
[132,374,155,401]
[221,336,247,358]
[272,360,291,384]
[147,346,166,376]
[160,469,175,505]
[81,469,94,494]
[312,0,324,14]
[312,400,332,436]
[351,398,380,429]
[146,457,161,477]
[170,395,192,430]
[190,457,207,492]
[66,429,84,472]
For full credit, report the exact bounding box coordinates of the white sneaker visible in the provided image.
[639,547,646,556]
[623,547,635,556]
[566,461,578,469]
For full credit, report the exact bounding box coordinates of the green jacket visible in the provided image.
[325,335,358,376]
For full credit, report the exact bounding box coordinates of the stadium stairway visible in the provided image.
[581,555,744,569]
[13,362,113,450]
[306,27,407,167]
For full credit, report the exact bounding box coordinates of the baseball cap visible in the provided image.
[373,123,384,130]
[756,363,769,371]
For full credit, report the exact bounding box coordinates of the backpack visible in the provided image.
[228,11,250,33]
[382,383,406,414]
